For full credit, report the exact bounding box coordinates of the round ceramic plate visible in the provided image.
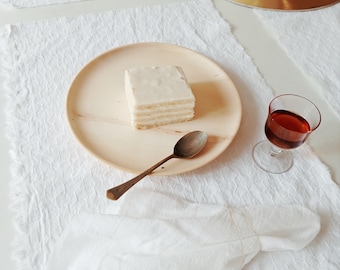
[66,43,242,175]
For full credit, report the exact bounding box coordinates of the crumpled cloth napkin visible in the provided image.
[0,0,339,269]
[46,189,320,270]
[0,0,81,8]
[254,4,340,118]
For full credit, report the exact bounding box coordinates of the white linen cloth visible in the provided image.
[0,0,339,269]
[0,0,82,8]
[254,4,340,118]
[46,189,321,270]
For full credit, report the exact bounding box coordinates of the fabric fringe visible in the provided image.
[0,0,83,8]
[0,24,30,269]
[0,2,14,8]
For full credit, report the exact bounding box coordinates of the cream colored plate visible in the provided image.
[66,43,242,175]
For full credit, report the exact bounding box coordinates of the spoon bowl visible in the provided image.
[174,130,208,158]
[106,131,208,200]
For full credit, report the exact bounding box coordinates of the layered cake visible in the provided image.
[125,66,195,129]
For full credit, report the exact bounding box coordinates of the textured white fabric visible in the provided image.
[254,4,340,118]
[46,189,321,270]
[0,0,339,269]
[0,0,82,8]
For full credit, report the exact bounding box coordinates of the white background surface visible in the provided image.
[0,0,339,269]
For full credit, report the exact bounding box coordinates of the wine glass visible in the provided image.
[252,94,321,174]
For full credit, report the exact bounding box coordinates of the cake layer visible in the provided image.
[133,103,194,115]
[133,114,194,129]
[132,109,194,121]
[132,100,195,111]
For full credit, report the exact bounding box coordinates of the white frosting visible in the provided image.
[125,66,195,129]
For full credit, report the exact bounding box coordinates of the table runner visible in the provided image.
[0,0,339,269]
[254,3,340,118]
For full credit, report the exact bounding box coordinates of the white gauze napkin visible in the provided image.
[1,0,339,269]
[254,4,340,117]
[46,189,320,270]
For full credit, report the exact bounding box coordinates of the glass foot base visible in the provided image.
[252,141,293,174]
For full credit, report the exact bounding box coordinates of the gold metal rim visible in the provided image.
[227,0,340,10]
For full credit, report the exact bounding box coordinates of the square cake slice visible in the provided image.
[125,66,195,129]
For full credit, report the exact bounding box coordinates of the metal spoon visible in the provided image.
[106,130,208,200]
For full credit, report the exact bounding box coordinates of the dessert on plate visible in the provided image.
[125,65,195,129]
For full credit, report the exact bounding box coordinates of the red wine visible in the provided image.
[265,110,311,149]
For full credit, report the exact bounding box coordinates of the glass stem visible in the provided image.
[270,144,283,157]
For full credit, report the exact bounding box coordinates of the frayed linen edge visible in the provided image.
[0,3,15,8]
[0,0,85,8]
[0,24,30,269]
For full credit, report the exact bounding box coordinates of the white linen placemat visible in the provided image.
[0,0,339,269]
[254,4,340,118]
[0,0,82,8]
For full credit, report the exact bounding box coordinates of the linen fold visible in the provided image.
[46,189,320,270]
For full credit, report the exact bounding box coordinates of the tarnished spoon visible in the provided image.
[106,130,208,200]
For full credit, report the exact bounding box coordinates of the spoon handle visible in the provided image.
[106,154,176,200]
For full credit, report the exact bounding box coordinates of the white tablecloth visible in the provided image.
[255,3,340,117]
[0,0,339,269]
